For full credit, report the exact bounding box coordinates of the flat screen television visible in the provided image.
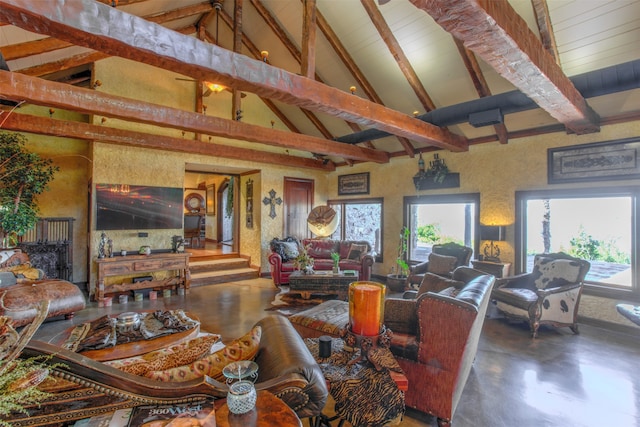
[96,184,183,230]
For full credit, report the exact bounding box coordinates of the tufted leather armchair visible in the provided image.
[492,252,590,338]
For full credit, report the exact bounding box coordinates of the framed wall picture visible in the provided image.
[338,172,370,195]
[548,137,640,184]
[206,184,215,215]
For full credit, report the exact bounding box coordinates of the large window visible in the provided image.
[403,194,480,263]
[515,187,639,299]
[328,198,383,262]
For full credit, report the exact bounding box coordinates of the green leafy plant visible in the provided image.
[0,356,61,426]
[330,251,340,268]
[416,223,442,244]
[394,226,410,277]
[0,132,58,247]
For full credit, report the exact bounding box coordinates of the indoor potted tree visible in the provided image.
[0,132,58,248]
[386,226,410,292]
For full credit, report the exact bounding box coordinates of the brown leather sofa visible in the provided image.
[0,249,86,327]
[268,237,375,285]
[384,267,495,427]
[11,315,328,426]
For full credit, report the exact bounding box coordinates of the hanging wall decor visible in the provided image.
[262,189,282,219]
[246,179,254,228]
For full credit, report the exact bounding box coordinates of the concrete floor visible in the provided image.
[32,278,640,427]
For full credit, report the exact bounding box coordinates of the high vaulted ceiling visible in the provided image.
[0,0,639,171]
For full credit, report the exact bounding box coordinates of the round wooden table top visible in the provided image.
[215,390,302,427]
[50,312,200,361]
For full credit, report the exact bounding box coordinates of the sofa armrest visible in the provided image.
[384,298,417,335]
[254,315,328,419]
[536,281,582,297]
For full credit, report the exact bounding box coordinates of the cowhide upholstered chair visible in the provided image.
[492,252,591,338]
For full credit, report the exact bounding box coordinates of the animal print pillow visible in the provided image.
[144,325,261,382]
[105,334,221,376]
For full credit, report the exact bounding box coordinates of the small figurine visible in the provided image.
[98,232,108,259]
[107,239,113,258]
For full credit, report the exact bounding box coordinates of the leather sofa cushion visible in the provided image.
[492,287,537,309]
[427,252,458,276]
[417,273,464,297]
[306,240,338,259]
[0,280,86,327]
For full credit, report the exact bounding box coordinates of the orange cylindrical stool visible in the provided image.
[349,281,385,336]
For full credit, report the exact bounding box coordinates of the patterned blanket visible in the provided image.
[306,338,405,427]
[63,310,198,352]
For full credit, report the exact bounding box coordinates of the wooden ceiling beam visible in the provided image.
[315,5,414,156]
[531,0,560,65]
[361,0,437,112]
[301,0,317,79]
[0,112,334,171]
[412,0,599,135]
[19,51,110,77]
[0,0,466,151]
[144,1,213,24]
[1,37,73,61]
[454,38,508,144]
[0,71,388,163]
[244,0,335,140]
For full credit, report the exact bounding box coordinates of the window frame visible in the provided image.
[515,186,640,300]
[328,197,384,263]
[403,193,481,265]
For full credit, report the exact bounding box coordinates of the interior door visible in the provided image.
[284,177,314,240]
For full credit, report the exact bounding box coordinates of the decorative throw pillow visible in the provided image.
[427,252,458,276]
[281,241,300,260]
[347,243,368,260]
[270,237,299,262]
[145,325,262,382]
[106,334,221,376]
[532,257,582,289]
[417,272,464,297]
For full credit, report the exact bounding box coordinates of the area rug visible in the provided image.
[266,286,341,316]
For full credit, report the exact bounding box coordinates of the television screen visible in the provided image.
[96,184,183,230]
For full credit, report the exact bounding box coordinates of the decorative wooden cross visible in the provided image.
[262,189,282,219]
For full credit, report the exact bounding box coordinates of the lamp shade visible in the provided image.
[480,225,506,241]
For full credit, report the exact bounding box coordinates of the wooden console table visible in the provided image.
[95,252,190,301]
[471,259,511,278]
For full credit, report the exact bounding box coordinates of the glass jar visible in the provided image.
[227,380,257,414]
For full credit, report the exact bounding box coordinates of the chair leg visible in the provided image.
[570,324,580,334]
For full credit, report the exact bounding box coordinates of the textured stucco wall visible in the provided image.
[15,104,91,284]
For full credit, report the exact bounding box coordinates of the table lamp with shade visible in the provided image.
[480,225,506,262]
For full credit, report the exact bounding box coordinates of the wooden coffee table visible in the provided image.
[215,390,302,427]
[288,270,359,300]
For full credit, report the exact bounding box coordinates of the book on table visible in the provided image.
[126,399,216,427]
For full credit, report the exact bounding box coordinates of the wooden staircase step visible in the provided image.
[190,267,260,287]
[189,258,249,273]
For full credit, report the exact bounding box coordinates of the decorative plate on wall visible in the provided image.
[184,192,204,213]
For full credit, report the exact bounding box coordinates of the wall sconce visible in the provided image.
[480,225,506,262]
[413,110,419,117]
[349,86,356,95]
[204,81,225,94]
[261,51,269,62]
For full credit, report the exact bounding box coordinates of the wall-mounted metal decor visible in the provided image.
[548,137,640,184]
[262,189,282,219]
[246,179,254,228]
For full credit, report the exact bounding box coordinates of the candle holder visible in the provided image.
[222,361,259,415]
[344,281,391,363]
